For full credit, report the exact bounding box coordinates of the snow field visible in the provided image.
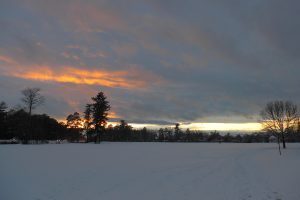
[0,143,299,200]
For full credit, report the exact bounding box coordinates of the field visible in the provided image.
[0,143,299,200]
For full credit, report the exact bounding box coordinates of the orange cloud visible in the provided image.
[0,55,18,65]
[11,66,146,88]
[0,54,165,89]
[68,3,127,33]
[108,111,121,119]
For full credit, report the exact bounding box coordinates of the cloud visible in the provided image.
[17,0,129,33]
[1,61,163,89]
[0,55,18,65]
[112,43,138,58]
[1,0,300,128]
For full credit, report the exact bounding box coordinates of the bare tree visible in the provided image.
[21,88,44,116]
[66,112,82,129]
[260,101,298,151]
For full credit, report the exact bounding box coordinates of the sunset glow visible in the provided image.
[1,0,299,132]
[9,66,147,89]
[1,2,300,199]
[182,123,262,131]
[127,122,262,131]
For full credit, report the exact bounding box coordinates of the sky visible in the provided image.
[0,0,300,131]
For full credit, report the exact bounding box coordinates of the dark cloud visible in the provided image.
[1,0,300,126]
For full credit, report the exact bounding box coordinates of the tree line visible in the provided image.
[0,88,77,143]
[1,88,300,147]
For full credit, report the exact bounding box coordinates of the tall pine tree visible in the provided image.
[91,92,110,143]
[83,104,93,142]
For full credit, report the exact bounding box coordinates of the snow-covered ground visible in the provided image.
[0,143,299,200]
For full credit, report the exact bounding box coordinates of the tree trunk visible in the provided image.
[29,104,32,116]
[277,134,281,155]
[94,129,101,143]
[281,132,286,149]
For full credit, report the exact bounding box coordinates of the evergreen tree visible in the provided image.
[158,128,164,141]
[185,128,191,142]
[115,120,132,141]
[174,123,181,141]
[83,104,93,142]
[141,127,148,141]
[91,92,111,143]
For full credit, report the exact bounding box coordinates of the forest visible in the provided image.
[1,88,300,144]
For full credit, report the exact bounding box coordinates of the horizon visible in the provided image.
[104,122,262,132]
[55,117,262,132]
